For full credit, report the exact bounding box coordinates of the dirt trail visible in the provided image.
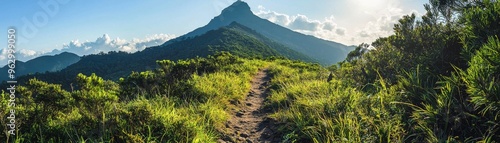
[219,68,280,143]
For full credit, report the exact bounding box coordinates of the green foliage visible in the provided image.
[73,73,119,108]
[24,78,74,112]
[461,0,500,62]
[345,43,369,62]
[330,0,500,142]
[465,37,500,117]
[0,79,76,142]
[115,98,216,142]
[266,62,405,142]
[118,52,242,101]
[189,72,249,103]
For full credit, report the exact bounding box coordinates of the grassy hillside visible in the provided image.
[0,52,327,142]
[1,52,268,142]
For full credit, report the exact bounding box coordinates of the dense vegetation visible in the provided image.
[1,0,500,142]
[329,0,500,141]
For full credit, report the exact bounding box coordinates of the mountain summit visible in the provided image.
[219,0,253,18]
[174,1,256,39]
[166,1,354,65]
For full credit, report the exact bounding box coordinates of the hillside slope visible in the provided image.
[165,1,354,65]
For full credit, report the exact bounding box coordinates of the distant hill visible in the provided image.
[8,23,314,89]
[165,1,354,65]
[0,52,80,82]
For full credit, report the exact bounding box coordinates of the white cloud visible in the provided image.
[19,49,37,56]
[352,6,407,44]
[335,28,346,36]
[323,19,337,31]
[288,14,322,31]
[0,33,176,66]
[255,6,291,27]
[51,33,176,56]
[255,6,350,45]
[255,5,420,46]
[0,49,43,65]
[0,49,7,61]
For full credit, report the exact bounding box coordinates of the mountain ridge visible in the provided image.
[0,52,80,82]
[165,0,354,65]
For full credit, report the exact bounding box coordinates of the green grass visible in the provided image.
[264,60,406,142]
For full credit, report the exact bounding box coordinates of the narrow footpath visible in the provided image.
[219,68,280,143]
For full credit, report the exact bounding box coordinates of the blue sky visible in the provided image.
[0,0,427,62]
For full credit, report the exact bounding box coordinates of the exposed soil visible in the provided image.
[219,68,280,143]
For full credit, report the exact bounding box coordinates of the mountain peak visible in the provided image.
[165,0,353,65]
[220,0,253,18]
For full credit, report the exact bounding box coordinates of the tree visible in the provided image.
[73,73,119,110]
[346,43,369,62]
[21,79,73,118]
